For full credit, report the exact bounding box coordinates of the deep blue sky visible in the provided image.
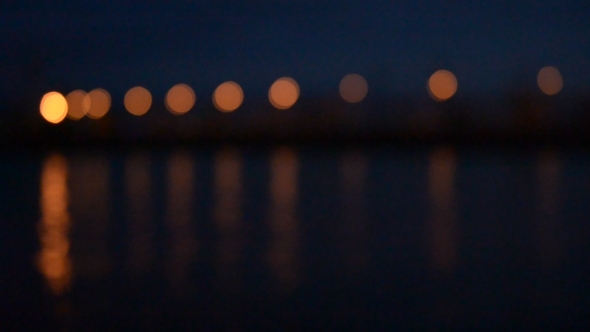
[1,0,589,102]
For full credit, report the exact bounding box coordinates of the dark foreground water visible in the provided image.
[2,146,590,330]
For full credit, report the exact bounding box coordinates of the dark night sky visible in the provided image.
[1,0,589,104]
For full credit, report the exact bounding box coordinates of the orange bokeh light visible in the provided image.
[339,74,368,103]
[83,88,111,119]
[269,77,300,110]
[40,91,68,124]
[166,84,196,115]
[213,81,244,113]
[537,66,563,96]
[124,86,152,116]
[428,70,458,102]
[65,90,87,120]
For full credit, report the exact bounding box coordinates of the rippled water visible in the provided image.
[2,146,590,330]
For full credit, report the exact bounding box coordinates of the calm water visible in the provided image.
[2,146,590,330]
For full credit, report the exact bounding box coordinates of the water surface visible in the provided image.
[2,146,589,330]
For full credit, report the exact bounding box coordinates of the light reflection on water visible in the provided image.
[32,146,584,328]
[38,148,574,287]
[125,153,154,274]
[214,148,243,292]
[428,147,457,273]
[268,147,299,290]
[165,150,197,293]
[535,150,562,266]
[38,154,71,295]
[67,155,111,278]
[339,150,368,271]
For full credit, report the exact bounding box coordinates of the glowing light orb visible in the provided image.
[269,77,299,110]
[213,81,244,113]
[124,86,152,116]
[40,92,68,124]
[339,73,368,103]
[166,84,196,115]
[83,88,111,119]
[428,70,458,102]
[65,90,87,120]
[537,66,563,96]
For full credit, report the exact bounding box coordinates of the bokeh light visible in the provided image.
[84,88,111,119]
[428,70,458,102]
[65,90,87,120]
[537,66,563,96]
[269,77,300,110]
[339,74,368,103]
[213,81,244,113]
[124,86,152,116]
[166,84,196,115]
[40,91,68,124]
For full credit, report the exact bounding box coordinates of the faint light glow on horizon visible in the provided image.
[40,92,68,124]
[166,84,196,115]
[339,74,368,103]
[65,90,87,120]
[538,66,563,96]
[428,70,458,102]
[269,77,299,110]
[124,86,152,116]
[84,88,111,119]
[213,81,244,113]
[37,154,72,295]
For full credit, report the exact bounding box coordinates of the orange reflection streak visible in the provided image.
[428,70,458,102]
[537,66,563,96]
[40,91,68,124]
[536,151,562,266]
[124,86,152,116]
[165,84,196,115]
[214,148,242,291]
[125,153,154,273]
[83,88,111,119]
[269,77,299,110]
[65,90,87,120]
[68,156,111,277]
[165,151,196,293]
[428,147,457,273]
[339,151,368,270]
[213,81,244,113]
[37,154,72,295]
[339,74,368,103]
[268,147,299,291]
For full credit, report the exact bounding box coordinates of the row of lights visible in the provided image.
[40,67,564,124]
